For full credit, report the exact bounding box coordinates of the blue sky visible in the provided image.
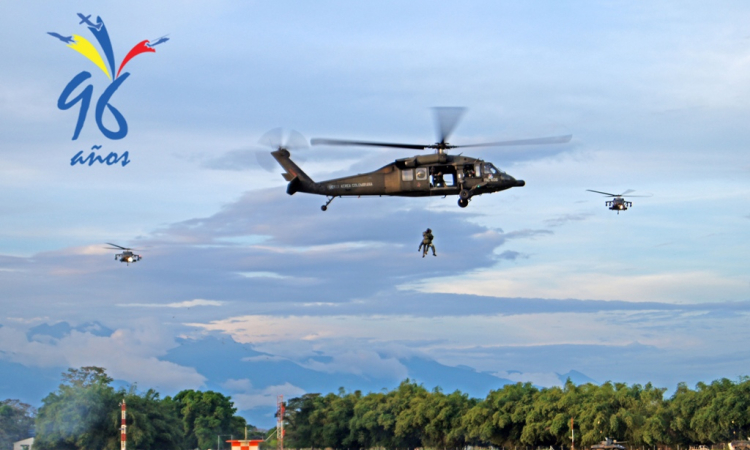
[1,1,750,427]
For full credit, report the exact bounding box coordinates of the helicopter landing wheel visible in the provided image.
[321,196,336,212]
[458,198,469,208]
[459,189,471,200]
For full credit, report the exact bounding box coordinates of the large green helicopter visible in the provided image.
[265,108,571,211]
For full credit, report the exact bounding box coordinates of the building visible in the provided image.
[13,438,33,450]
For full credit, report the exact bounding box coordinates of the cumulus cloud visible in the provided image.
[301,349,409,380]
[544,213,592,228]
[117,299,224,308]
[496,250,527,261]
[202,149,258,171]
[0,321,205,392]
[233,383,306,411]
[495,370,565,387]
[405,264,750,304]
[222,378,254,391]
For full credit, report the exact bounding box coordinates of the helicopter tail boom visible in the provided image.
[271,149,315,195]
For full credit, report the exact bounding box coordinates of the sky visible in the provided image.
[1,0,750,427]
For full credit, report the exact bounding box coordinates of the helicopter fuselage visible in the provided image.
[275,150,524,209]
[606,197,632,212]
[116,251,141,264]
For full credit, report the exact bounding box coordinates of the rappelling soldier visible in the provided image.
[418,228,436,257]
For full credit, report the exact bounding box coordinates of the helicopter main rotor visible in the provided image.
[311,107,572,154]
[586,189,650,198]
[105,242,137,251]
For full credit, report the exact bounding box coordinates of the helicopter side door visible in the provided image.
[429,164,458,194]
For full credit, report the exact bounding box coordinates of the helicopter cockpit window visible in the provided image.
[415,167,428,181]
[474,163,482,177]
[401,169,414,182]
[483,163,499,175]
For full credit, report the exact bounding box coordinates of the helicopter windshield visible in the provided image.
[483,163,500,176]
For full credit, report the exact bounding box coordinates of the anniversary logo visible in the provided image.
[48,13,168,166]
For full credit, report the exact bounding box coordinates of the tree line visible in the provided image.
[2,367,262,450]
[284,378,750,449]
[4,368,750,450]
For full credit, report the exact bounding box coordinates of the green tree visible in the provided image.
[671,378,750,445]
[464,382,538,446]
[0,399,36,450]
[348,391,391,449]
[418,389,475,449]
[35,367,185,450]
[170,390,239,450]
[520,384,564,446]
[35,367,120,450]
[285,393,321,448]
[124,388,183,450]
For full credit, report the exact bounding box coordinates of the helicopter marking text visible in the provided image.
[327,182,373,190]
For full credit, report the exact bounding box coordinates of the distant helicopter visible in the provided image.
[105,243,142,265]
[587,189,649,214]
[264,108,571,210]
[590,438,627,450]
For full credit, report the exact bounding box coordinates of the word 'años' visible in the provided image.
[71,145,130,166]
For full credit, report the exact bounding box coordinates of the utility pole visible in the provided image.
[120,401,127,450]
[277,395,285,450]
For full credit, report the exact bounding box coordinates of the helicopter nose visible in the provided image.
[516,179,525,187]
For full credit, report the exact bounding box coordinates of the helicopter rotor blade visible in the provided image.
[311,138,428,150]
[257,128,308,172]
[432,107,466,144]
[254,151,279,173]
[586,189,619,197]
[620,189,635,196]
[285,130,309,150]
[455,134,572,148]
[258,127,284,149]
[259,128,308,151]
[105,243,129,250]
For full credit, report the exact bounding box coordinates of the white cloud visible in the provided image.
[237,271,289,279]
[302,349,408,380]
[5,316,50,324]
[0,321,205,390]
[222,378,253,392]
[495,371,564,388]
[402,265,750,304]
[233,383,306,410]
[117,299,224,308]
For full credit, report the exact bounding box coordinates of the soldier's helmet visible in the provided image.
[426,228,431,232]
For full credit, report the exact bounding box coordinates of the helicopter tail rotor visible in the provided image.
[256,128,309,173]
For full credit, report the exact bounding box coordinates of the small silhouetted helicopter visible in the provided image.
[587,189,649,214]
[591,438,627,450]
[105,243,142,265]
[265,108,572,210]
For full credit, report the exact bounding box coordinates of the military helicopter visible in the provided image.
[265,108,572,210]
[590,438,627,450]
[105,243,142,265]
[587,189,649,214]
